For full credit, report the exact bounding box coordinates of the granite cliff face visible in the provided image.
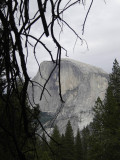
[28,59,108,135]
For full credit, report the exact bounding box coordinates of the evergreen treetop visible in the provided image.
[64,120,74,160]
[90,59,120,160]
[74,129,83,160]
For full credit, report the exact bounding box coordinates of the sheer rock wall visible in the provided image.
[28,59,108,135]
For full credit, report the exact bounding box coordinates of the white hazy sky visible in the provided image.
[25,0,120,78]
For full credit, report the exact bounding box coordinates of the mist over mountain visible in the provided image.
[28,59,108,135]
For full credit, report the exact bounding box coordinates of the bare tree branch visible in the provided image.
[0,0,94,159]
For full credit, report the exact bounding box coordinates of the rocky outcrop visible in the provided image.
[28,59,108,135]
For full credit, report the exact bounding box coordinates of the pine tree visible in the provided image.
[90,59,120,160]
[63,120,74,160]
[49,125,61,160]
[81,126,90,160]
[74,129,83,160]
[90,89,120,160]
[88,98,105,160]
[102,60,120,159]
[109,59,120,105]
[36,133,50,160]
[60,134,65,160]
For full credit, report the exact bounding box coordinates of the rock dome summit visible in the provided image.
[28,59,108,134]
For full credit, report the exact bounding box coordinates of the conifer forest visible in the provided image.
[0,0,120,160]
[35,59,120,160]
[1,59,120,160]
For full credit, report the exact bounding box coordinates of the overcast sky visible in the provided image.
[26,0,120,78]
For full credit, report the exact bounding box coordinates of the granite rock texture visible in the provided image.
[28,59,108,135]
